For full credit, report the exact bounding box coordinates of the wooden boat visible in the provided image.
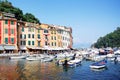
[90,60,107,69]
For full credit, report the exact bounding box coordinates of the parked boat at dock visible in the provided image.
[90,59,107,69]
[10,55,27,59]
[67,59,81,67]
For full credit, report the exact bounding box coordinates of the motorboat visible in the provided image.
[10,55,27,59]
[41,55,55,62]
[90,60,107,69]
[67,59,81,67]
[56,57,72,65]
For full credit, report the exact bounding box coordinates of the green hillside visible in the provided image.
[0,0,40,23]
[93,27,120,48]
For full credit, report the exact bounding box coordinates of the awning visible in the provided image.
[20,46,27,50]
[27,46,36,49]
[4,45,17,50]
[0,45,4,50]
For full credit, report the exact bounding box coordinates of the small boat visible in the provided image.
[56,57,72,65]
[67,59,81,67]
[10,55,27,59]
[26,56,41,61]
[90,60,107,69]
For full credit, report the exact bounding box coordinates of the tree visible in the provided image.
[93,27,120,48]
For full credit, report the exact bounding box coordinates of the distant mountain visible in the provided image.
[93,27,120,48]
[73,43,91,49]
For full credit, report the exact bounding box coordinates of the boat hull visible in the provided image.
[10,56,27,59]
[90,65,106,69]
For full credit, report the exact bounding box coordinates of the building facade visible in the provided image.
[0,12,17,53]
[0,12,73,54]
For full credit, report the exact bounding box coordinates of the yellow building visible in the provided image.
[49,25,72,50]
[40,24,50,48]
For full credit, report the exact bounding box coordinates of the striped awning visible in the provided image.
[0,45,4,50]
[4,45,17,50]
[20,46,27,50]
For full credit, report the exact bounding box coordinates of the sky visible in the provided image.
[9,0,120,48]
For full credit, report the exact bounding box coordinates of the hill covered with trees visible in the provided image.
[93,27,120,48]
[0,0,40,23]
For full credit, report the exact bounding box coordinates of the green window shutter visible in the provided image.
[5,20,8,24]
[22,27,24,32]
[11,21,14,25]
[28,34,31,38]
[5,29,8,34]
[28,41,31,45]
[38,30,40,33]
[5,38,8,44]
[11,38,14,44]
[11,29,14,34]
[32,41,34,45]
[38,34,40,39]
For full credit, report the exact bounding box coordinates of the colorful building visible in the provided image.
[0,12,17,53]
[0,12,73,54]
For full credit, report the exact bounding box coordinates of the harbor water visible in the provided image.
[0,58,120,80]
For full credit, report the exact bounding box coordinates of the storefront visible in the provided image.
[4,45,17,53]
[19,46,27,53]
[0,45,4,54]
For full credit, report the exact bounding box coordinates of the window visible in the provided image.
[5,20,8,24]
[52,42,53,46]
[11,21,14,25]
[28,34,31,38]
[44,30,48,33]
[5,29,8,34]
[28,28,31,32]
[20,34,22,39]
[11,38,14,44]
[38,34,40,39]
[38,41,40,46]
[54,31,56,34]
[24,35,26,39]
[20,41,22,45]
[38,30,40,33]
[45,41,47,46]
[21,41,26,45]
[32,34,34,38]
[22,27,24,32]
[32,41,34,45]
[51,36,53,40]
[23,41,26,45]
[11,29,14,34]
[55,42,56,46]
[5,38,8,44]
[45,35,48,40]
[28,41,31,45]
[51,31,53,34]
[54,36,56,40]
[32,28,34,32]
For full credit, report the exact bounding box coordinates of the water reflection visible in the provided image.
[0,58,120,80]
[90,67,108,72]
[0,58,20,80]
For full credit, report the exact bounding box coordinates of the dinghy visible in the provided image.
[90,60,107,69]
